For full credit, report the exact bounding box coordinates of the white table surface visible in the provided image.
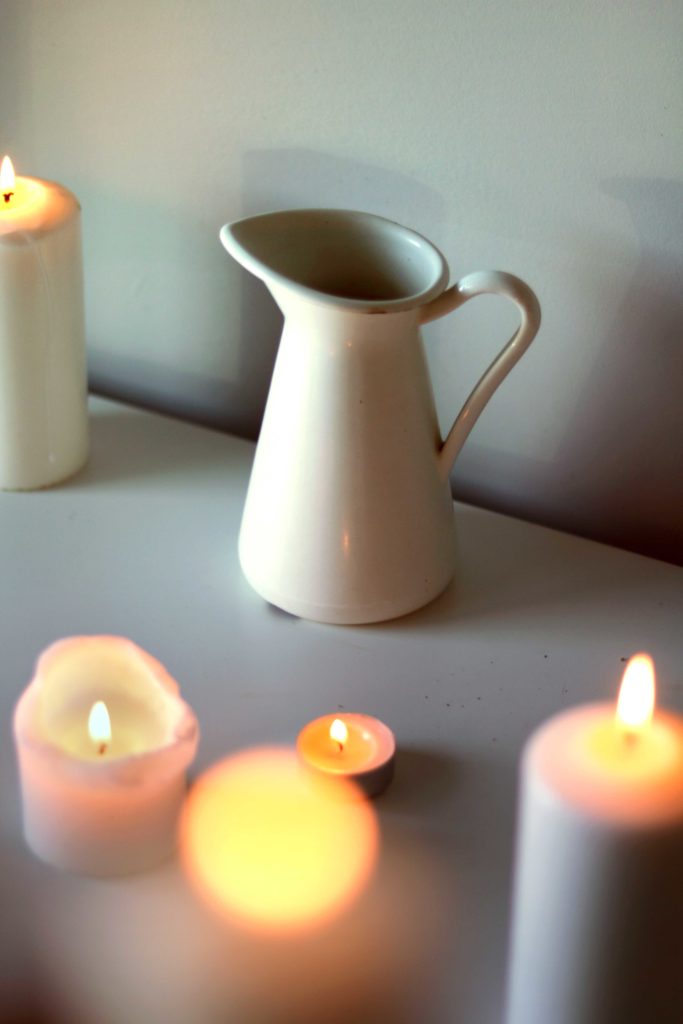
[1,397,681,1024]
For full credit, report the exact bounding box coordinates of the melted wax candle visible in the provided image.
[13,636,199,876]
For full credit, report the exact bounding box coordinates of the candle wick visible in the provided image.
[337,742,343,754]
[98,743,107,756]
[2,191,13,204]
[623,729,638,748]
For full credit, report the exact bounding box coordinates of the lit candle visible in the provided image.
[13,636,199,876]
[505,654,683,1024]
[0,156,88,490]
[180,747,379,932]
[296,713,396,797]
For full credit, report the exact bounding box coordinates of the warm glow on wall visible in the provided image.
[179,747,379,931]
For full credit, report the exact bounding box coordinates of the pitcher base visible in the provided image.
[239,560,455,626]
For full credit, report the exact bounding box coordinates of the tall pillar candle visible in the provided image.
[505,654,683,1024]
[0,157,88,489]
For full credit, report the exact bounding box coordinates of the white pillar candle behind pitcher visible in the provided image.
[220,209,540,625]
[0,157,88,490]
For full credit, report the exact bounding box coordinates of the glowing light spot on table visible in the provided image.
[180,747,379,931]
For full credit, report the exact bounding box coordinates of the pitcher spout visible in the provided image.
[219,209,449,313]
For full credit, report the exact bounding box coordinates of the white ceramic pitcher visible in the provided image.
[220,210,540,624]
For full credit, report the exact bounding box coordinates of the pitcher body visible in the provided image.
[240,296,456,623]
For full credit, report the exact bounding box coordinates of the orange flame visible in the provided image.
[0,156,15,194]
[88,700,111,752]
[616,653,655,734]
[330,717,349,748]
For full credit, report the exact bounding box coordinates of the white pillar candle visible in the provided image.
[506,654,683,1024]
[0,156,88,490]
[13,636,199,877]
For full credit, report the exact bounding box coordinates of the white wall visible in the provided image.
[2,0,682,563]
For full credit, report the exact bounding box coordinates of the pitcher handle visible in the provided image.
[419,270,541,481]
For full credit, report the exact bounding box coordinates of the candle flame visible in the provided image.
[88,700,112,750]
[616,653,655,735]
[330,718,349,748]
[0,156,15,193]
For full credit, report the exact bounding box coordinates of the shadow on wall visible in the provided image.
[90,160,681,564]
[0,1,31,148]
[90,272,283,442]
[91,148,446,442]
[86,183,283,440]
[454,177,683,566]
[238,147,447,232]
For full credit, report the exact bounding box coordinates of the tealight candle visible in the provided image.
[13,636,199,876]
[505,654,683,1024]
[297,713,396,797]
[0,156,88,490]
